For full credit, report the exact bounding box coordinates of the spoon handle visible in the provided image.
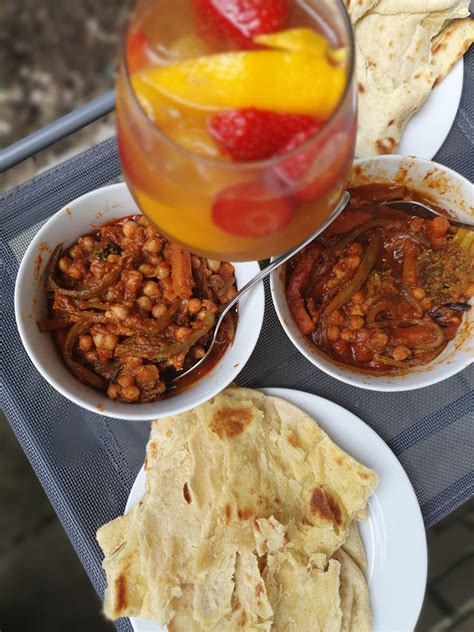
[219,191,351,320]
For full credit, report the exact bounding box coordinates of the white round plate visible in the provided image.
[398,58,463,159]
[124,388,427,632]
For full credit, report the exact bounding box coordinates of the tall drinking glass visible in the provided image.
[116,0,356,260]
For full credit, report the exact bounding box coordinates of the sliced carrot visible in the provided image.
[323,211,372,236]
[401,239,418,286]
[168,243,195,299]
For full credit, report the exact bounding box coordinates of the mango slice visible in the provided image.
[132,50,346,119]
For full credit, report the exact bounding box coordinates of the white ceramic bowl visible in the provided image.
[271,155,473,391]
[15,183,265,420]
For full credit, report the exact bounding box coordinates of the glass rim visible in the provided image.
[120,0,355,171]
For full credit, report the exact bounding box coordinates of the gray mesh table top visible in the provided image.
[1,50,473,632]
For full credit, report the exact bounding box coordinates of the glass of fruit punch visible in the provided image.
[117,0,356,261]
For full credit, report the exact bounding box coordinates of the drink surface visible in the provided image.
[117,0,356,260]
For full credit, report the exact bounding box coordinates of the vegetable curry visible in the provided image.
[38,215,237,402]
[286,184,473,372]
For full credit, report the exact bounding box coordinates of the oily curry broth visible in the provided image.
[39,215,237,402]
[286,184,473,373]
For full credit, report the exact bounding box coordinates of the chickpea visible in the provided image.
[327,326,340,342]
[145,225,158,238]
[346,242,363,256]
[110,304,130,320]
[156,262,171,280]
[345,255,362,271]
[412,287,426,301]
[79,335,94,352]
[333,339,349,355]
[191,255,201,269]
[92,333,104,348]
[391,345,411,361]
[369,331,389,349]
[430,216,450,237]
[138,216,150,226]
[124,356,142,368]
[144,237,162,254]
[349,304,364,316]
[207,259,221,273]
[147,255,163,265]
[143,280,160,297]
[188,298,202,313]
[67,262,85,280]
[327,277,339,289]
[107,384,121,400]
[348,316,365,330]
[58,256,72,273]
[328,310,344,327]
[135,364,159,388]
[421,297,433,310]
[351,291,365,304]
[121,385,140,402]
[122,221,138,238]
[222,287,237,302]
[137,296,153,311]
[139,263,156,277]
[80,236,95,252]
[69,244,83,259]
[152,303,167,319]
[355,328,370,343]
[333,266,348,280]
[340,329,353,342]
[124,270,143,290]
[176,326,192,341]
[101,333,119,350]
[107,254,121,263]
[118,374,135,388]
[193,346,206,359]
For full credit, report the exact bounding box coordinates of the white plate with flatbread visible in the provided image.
[398,57,463,159]
[124,388,427,632]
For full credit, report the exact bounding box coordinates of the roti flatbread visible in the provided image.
[97,387,378,629]
[352,0,471,156]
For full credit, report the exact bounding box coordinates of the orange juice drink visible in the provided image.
[117,0,356,260]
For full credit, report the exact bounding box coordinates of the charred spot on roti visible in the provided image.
[210,405,253,438]
[148,441,158,459]
[309,487,343,527]
[325,491,343,526]
[115,574,127,612]
[225,504,232,523]
[309,488,333,521]
[287,431,300,448]
[237,507,254,520]
[238,610,248,626]
[183,483,192,504]
[375,137,396,154]
[255,582,265,597]
[357,470,370,480]
[144,456,149,470]
[358,82,366,93]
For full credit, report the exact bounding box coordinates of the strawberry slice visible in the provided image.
[276,126,349,202]
[194,0,289,47]
[126,31,150,75]
[208,108,320,162]
[212,182,294,237]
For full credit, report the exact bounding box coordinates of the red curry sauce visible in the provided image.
[38,214,237,402]
[286,184,473,372]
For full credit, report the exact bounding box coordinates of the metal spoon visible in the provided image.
[383,199,474,230]
[172,191,351,384]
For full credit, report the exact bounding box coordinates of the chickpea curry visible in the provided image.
[286,184,473,372]
[38,215,237,402]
